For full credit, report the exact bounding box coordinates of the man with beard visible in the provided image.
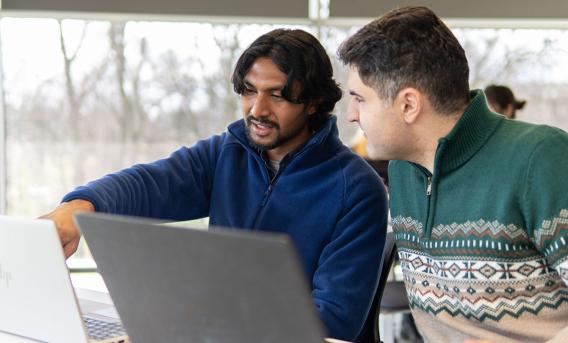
[42,28,387,341]
[339,6,568,342]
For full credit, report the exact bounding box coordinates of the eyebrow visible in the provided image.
[244,79,284,92]
[349,90,363,98]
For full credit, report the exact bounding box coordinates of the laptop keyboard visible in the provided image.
[83,316,127,341]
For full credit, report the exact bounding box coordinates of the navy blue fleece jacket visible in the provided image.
[63,116,388,340]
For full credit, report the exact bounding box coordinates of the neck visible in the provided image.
[266,127,312,161]
[408,110,463,174]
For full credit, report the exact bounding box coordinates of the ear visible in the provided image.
[396,87,422,124]
[504,104,514,118]
[305,102,317,115]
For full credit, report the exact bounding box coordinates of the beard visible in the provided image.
[244,114,309,151]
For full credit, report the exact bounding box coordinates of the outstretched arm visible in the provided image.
[41,134,225,258]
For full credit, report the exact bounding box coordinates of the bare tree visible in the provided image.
[108,22,148,144]
[207,24,243,129]
[57,20,90,186]
[456,29,560,88]
[153,50,202,142]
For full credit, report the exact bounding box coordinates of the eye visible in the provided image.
[270,93,285,101]
[242,87,257,96]
[354,97,364,103]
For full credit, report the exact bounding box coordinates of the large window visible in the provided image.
[1,18,316,264]
[2,17,568,266]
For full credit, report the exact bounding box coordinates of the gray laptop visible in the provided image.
[0,215,128,343]
[75,212,327,343]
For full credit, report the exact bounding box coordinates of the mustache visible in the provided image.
[246,115,279,129]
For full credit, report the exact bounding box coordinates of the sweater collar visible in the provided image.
[227,115,340,158]
[434,90,503,174]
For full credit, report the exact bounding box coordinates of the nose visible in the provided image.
[347,100,359,123]
[250,93,271,117]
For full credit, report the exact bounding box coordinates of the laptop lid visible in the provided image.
[75,212,327,343]
[0,216,89,342]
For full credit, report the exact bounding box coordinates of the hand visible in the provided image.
[39,199,95,259]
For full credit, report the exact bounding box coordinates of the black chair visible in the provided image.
[356,231,409,343]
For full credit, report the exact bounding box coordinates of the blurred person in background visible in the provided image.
[484,84,526,119]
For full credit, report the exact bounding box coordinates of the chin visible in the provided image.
[250,136,278,151]
[254,135,276,146]
[366,145,383,160]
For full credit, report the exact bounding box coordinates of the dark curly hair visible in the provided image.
[232,29,342,131]
[338,6,470,115]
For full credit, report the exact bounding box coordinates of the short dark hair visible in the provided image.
[232,29,342,131]
[484,84,526,118]
[338,6,470,115]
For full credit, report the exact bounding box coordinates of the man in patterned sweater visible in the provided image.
[338,6,568,343]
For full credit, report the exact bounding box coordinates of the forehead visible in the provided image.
[347,67,375,96]
[244,57,287,88]
[347,67,362,86]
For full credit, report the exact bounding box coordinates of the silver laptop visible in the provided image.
[0,215,128,343]
[75,212,327,343]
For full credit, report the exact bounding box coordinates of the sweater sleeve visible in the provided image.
[311,159,388,341]
[61,134,224,221]
[524,128,568,287]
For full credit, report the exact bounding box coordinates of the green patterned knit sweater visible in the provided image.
[388,90,568,343]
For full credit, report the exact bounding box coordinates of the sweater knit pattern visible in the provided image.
[389,90,568,342]
[393,213,568,322]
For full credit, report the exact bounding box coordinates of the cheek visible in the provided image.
[275,105,303,123]
[240,98,253,114]
[359,108,375,130]
[362,111,388,143]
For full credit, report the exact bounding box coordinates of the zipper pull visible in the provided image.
[426,176,432,196]
[261,184,272,207]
